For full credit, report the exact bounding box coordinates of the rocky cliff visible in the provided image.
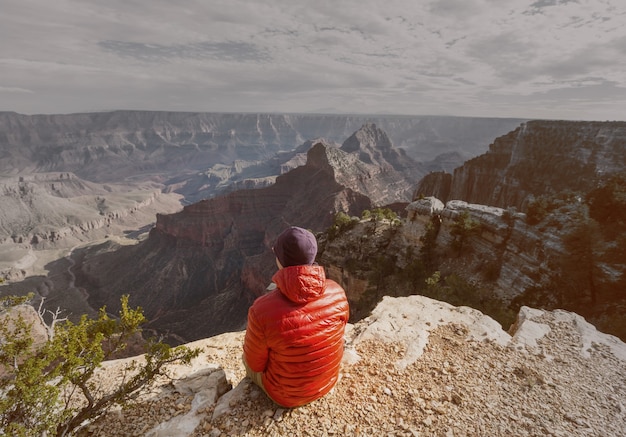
[0,173,180,247]
[414,120,626,209]
[77,133,421,341]
[320,196,625,341]
[175,123,424,205]
[0,111,522,204]
[76,295,626,437]
[0,111,522,176]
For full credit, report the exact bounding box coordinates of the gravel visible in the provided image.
[80,307,626,437]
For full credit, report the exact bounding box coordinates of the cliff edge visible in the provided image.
[79,295,626,436]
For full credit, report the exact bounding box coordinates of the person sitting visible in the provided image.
[243,226,349,408]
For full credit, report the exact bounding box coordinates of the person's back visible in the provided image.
[243,227,349,407]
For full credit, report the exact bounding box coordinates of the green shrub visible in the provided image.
[0,295,200,437]
[326,212,359,240]
[362,208,398,222]
[450,211,481,252]
[586,172,626,236]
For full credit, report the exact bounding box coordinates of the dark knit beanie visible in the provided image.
[273,226,318,267]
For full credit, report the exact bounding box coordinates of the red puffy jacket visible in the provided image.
[243,264,349,407]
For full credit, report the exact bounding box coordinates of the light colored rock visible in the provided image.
[351,295,511,370]
[509,306,552,351]
[211,378,252,421]
[83,296,626,437]
[407,197,444,216]
[513,305,626,361]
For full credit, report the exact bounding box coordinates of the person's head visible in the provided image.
[273,226,318,268]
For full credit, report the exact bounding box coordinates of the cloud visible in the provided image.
[0,0,625,120]
[525,0,580,15]
[98,40,271,63]
[0,86,34,94]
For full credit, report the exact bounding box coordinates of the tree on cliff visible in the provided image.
[450,211,481,253]
[586,172,626,238]
[559,219,603,305]
[0,294,200,437]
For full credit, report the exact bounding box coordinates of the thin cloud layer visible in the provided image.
[1,0,625,120]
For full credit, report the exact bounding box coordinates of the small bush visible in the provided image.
[419,273,515,329]
[450,211,481,253]
[326,212,359,240]
[0,295,200,437]
[482,259,503,282]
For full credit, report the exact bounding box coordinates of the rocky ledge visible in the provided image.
[80,295,626,437]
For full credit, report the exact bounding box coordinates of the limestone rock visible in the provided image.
[0,111,519,184]
[82,295,626,437]
[415,120,626,209]
[407,196,444,218]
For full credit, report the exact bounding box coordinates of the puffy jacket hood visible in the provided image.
[272,264,326,304]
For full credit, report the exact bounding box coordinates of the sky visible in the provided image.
[1,0,625,121]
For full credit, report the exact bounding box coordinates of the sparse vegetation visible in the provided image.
[450,211,481,253]
[421,273,516,329]
[322,184,626,341]
[0,294,200,437]
[525,191,581,226]
[361,208,399,223]
[586,172,626,237]
[326,212,360,241]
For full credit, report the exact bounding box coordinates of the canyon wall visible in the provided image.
[78,135,415,341]
[415,120,626,209]
[0,111,523,180]
[321,195,624,340]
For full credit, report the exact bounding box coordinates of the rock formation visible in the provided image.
[0,173,181,247]
[320,196,625,341]
[78,295,626,437]
[0,111,522,180]
[414,120,626,209]
[338,123,425,203]
[175,123,424,205]
[0,111,522,208]
[78,136,419,341]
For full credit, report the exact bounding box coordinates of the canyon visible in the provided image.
[1,112,626,435]
[1,113,625,344]
[71,121,626,343]
[0,111,522,203]
[70,126,419,341]
[0,111,519,330]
